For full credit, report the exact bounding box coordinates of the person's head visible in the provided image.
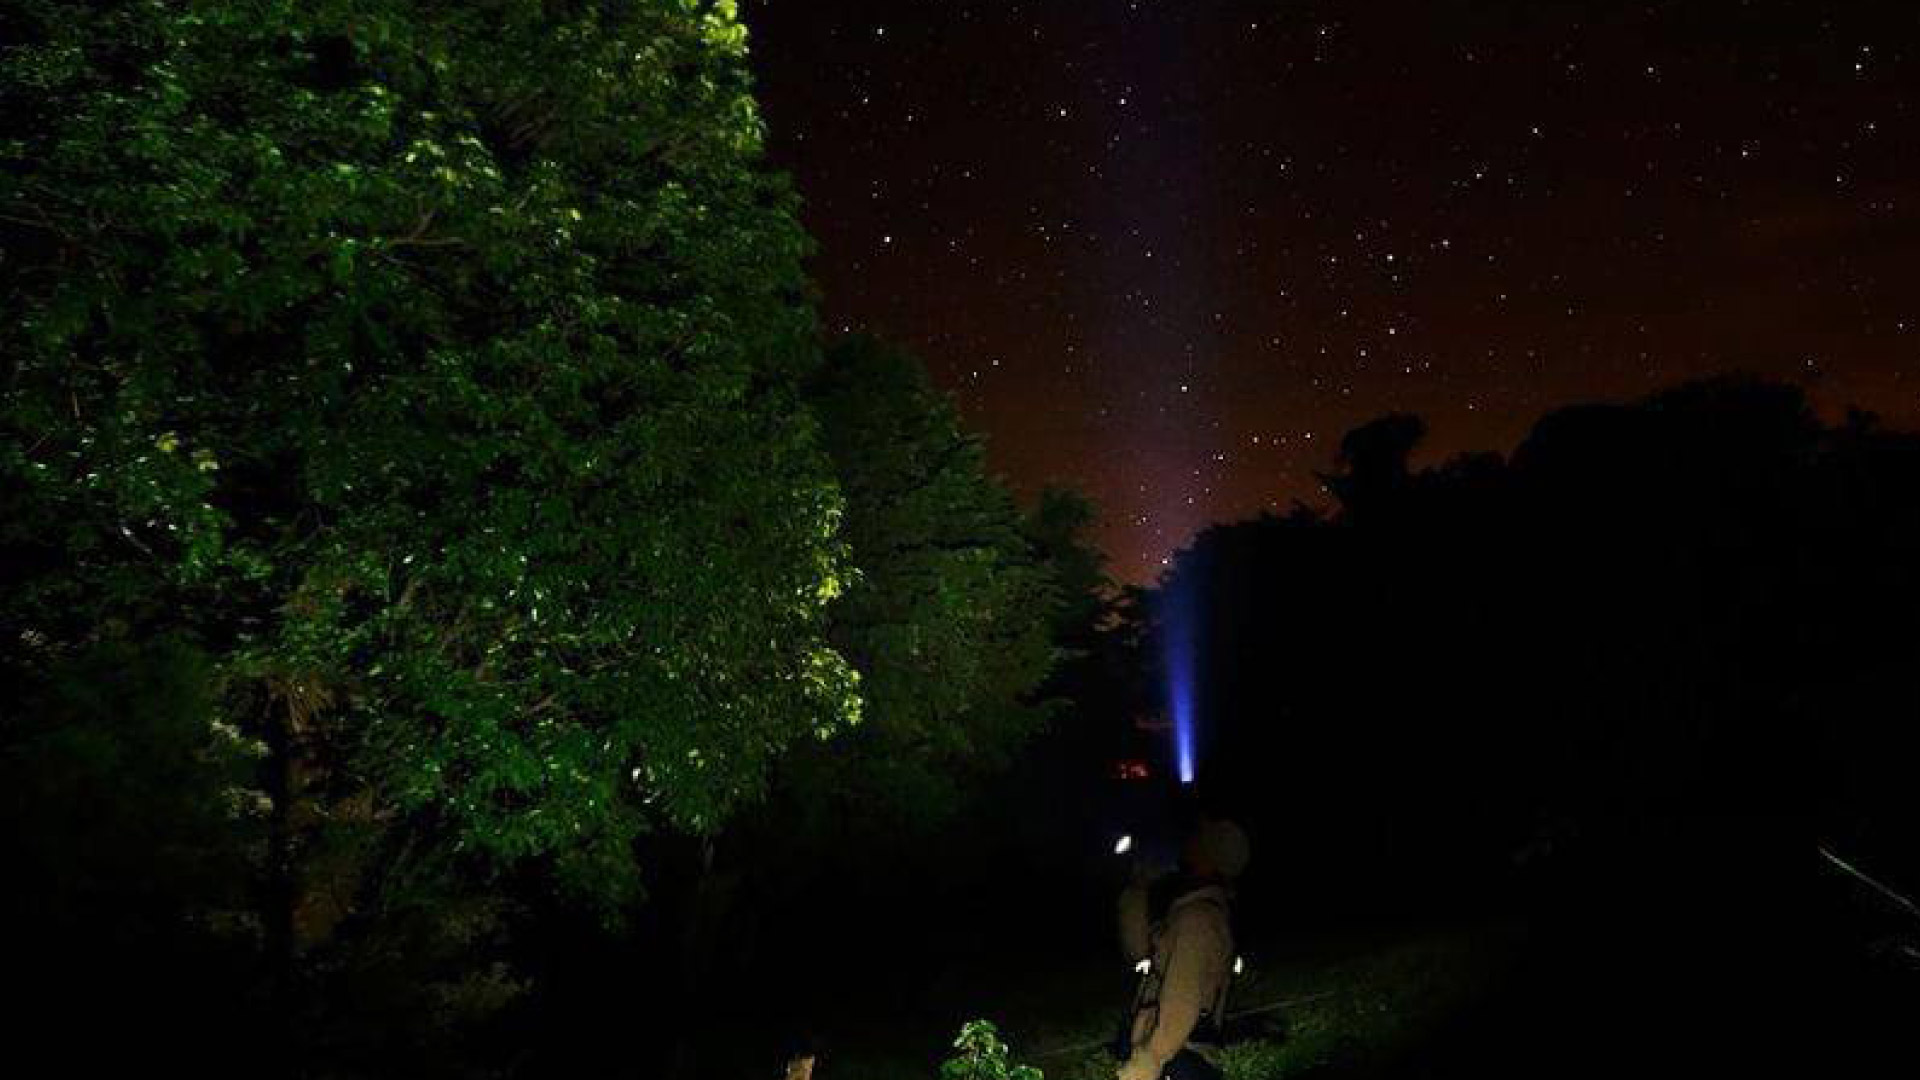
[1181,818,1250,882]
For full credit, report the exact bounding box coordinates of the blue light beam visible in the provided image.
[1159,570,1200,785]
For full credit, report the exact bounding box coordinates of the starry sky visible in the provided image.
[746,0,1919,582]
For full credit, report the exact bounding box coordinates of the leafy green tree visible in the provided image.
[647,339,1101,1079]
[790,336,1060,827]
[1022,486,1112,652]
[0,0,856,915]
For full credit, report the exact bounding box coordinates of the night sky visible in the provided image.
[747,1,1919,582]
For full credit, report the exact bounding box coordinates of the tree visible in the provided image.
[1152,376,1920,926]
[784,334,1061,834]
[1024,485,1113,647]
[1,0,855,919]
[1321,412,1426,523]
[641,337,1082,1077]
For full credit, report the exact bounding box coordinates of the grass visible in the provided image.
[1037,930,1507,1080]
[820,923,1512,1080]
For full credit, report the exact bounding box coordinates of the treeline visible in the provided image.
[0,3,1104,1076]
[1159,379,1920,929]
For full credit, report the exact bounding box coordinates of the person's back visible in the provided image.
[1115,819,1250,1080]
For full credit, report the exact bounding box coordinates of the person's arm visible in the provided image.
[1118,908,1226,1080]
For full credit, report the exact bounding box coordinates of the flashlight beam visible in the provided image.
[1159,569,1200,785]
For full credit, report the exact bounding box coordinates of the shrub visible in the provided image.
[942,1020,1044,1080]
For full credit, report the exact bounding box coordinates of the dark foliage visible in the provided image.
[1148,376,1920,1075]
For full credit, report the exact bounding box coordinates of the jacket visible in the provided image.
[1121,880,1233,1076]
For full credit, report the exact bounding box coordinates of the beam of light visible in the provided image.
[1173,690,1195,784]
[1159,569,1199,785]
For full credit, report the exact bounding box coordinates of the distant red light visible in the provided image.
[1112,759,1152,781]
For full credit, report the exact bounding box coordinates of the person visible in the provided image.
[1114,818,1250,1080]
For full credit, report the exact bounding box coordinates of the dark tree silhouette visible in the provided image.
[1154,378,1920,921]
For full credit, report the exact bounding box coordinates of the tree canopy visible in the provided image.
[1155,377,1920,914]
[1,0,857,905]
[784,334,1063,831]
